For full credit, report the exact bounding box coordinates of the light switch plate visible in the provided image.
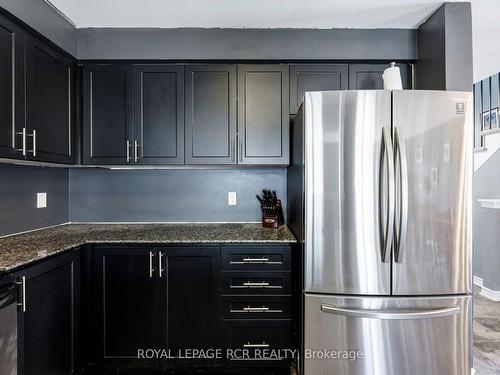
[228,192,237,206]
[37,192,47,208]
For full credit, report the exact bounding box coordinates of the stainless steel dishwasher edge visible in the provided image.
[0,275,17,375]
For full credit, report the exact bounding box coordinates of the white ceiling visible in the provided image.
[47,0,454,29]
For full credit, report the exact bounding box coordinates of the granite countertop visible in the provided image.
[0,223,297,272]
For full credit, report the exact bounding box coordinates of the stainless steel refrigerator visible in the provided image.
[288,90,473,375]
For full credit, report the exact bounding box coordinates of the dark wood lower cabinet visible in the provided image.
[16,250,80,375]
[161,247,220,365]
[14,243,294,375]
[93,247,159,367]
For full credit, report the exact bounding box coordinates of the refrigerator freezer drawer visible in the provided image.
[304,294,471,375]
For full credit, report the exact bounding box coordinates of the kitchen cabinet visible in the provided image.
[83,65,134,164]
[349,63,410,90]
[185,65,237,164]
[0,14,25,160]
[25,35,74,164]
[289,64,348,114]
[134,65,184,164]
[16,250,80,375]
[221,245,294,370]
[237,64,289,165]
[161,247,220,365]
[93,245,220,367]
[93,246,159,365]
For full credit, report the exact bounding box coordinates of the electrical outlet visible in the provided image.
[37,192,47,208]
[228,192,237,206]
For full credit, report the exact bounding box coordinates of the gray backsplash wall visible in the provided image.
[69,168,287,223]
[474,149,500,291]
[0,164,69,236]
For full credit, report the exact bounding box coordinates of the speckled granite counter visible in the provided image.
[0,223,296,272]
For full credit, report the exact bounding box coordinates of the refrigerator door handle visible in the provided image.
[380,127,395,263]
[320,304,460,320]
[394,127,409,263]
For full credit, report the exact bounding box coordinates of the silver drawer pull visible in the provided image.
[244,306,269,312]
[244,281,269,287]
[243,257,269,263]
[230,281,282,289]
[229,257,282,265]
[243,342,270,348]
[230,306,283,313]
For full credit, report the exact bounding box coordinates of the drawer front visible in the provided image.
[222,271,291,295]
[223,321,293,367]
[223,296,291,319]
[222,246,291,270]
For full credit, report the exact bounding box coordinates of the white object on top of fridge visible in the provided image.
[382,62,403,90]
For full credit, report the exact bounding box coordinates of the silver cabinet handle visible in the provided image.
[134,140,140,162]
[159,252,164,278]
[126,140,131,162]
[379,127,395,263]
[394,127,408,263]
[28,130,36,156]
[231,139,235,162]
[321,304,460,320]
[243,342,270,348]
[149,251,155,278]
[16,127,27,156]
[239,139,243,162]
[16,276,26,312]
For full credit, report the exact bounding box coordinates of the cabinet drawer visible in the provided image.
[223,296,291,319]
[222,271,291,295]
[222,246,291,270]
[223,320,293,367]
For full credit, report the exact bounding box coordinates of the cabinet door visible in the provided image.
[0,14,25,160]
[134,65,184,164]
[83,65,134,165]
[160,247,220,357]
[25,35,74,164]
[17,251,80,375]
[185,65,237,164]
[289,64,348,114]
[238,64,289,165]
[94,247,158,364]
[349,63,410,90]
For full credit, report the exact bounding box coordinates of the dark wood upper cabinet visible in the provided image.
[185,65,237,164]
[289,64,348,114]
[160,247,220,358]
[349,63,411,90]
[0,14,25,160]
[134,65,184,164]
[25,35,74,164]
[94,247,158,365]
[16,251,80,375]
[83,65,134,165]
[237,64,289,165]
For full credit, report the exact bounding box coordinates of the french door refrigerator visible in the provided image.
[295,90,473,375]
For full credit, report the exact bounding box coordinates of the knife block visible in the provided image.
[261,200,284,228]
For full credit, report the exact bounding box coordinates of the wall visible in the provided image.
[69,168,286,223]
[472,0,500,82]
[416,2,473,91]
[76,28,417,61]
[0,164,69,236]
[0,0,76,56]
[474,149,500,291]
